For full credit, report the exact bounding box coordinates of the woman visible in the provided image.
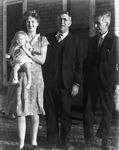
[7,10,49,150]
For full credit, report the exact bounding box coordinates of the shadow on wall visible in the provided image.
[70,28,89,60]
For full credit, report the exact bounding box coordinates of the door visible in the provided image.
[3,0,27,86]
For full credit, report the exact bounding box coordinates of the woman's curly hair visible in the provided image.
[20,10,40,33]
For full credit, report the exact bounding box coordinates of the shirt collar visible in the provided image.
[101,31,108,39]
[56,31,69,39]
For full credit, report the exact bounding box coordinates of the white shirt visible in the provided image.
[101,31,108,39]
[56,31,69,42]
[98,31,108,47]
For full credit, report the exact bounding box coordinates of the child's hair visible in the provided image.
[9,31,30,54]
[11,30,29,46]
[9,31,30,55]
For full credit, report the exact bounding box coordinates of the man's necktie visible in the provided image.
[57,33,63,42]
[97,35,103,47]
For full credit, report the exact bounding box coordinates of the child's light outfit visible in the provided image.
[7,34,49,116]
[9,45,33,65]
[8,34,41,89]
[9,44,33,88]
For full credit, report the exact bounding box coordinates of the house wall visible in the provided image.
[0,0,118,112]
[0,1,7,111]
[67,0,90,59]
[27,0,62,35]
[114,0,119,36]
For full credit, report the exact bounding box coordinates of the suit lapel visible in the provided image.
[100,32,111,55]
[63,33,73,55]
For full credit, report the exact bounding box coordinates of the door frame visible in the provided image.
[89,0,96,37]
[3,0,27,86]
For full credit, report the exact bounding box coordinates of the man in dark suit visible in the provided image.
[42,11,83,150]
[83,11,119,150]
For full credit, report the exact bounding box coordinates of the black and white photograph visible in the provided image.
[0,0,119,150]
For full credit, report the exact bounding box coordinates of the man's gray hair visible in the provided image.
[94,11,111,25]
[58,11,72,21]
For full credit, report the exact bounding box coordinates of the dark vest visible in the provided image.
[54,37,67,88]
[91,45,102,73]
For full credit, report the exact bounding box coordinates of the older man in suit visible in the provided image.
[83,11,119,150]
[42,11,83,150]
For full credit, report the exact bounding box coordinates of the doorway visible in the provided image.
[3,0,27,86]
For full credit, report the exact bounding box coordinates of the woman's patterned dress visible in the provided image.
[7,35,48,116]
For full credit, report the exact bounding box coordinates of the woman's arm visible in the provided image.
[25,45,48,65]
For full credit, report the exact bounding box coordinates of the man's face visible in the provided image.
[57,14,72,33]
[94,16,109,35]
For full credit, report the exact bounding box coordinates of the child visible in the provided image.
[6,31,33,89]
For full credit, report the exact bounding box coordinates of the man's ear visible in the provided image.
[37,22,39,27]
[69,20,72,27]
[106,22,110,27]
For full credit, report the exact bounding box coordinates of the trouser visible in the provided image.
[44,87,72,145]
[83,73,114,141]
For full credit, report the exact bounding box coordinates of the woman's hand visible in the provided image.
[71,84,79,96]
[23,47,32,58]
[29,46,34,52]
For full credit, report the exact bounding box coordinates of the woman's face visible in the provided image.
[26,16,39,33]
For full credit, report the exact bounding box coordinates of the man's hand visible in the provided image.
[116,84,119,90]
[71,84,79,96]
[5,54,11,59]
[115,85,119,98]
[114,85,119,110]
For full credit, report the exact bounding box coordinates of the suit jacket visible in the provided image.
[42,32,83,89]
[84,32,119,92]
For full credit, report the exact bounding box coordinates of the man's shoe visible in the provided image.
[50,144,59,150]
[32,145,40,150]
[48,143,59,150]
[84,141,92,150]
[15,146,24,150]
[51,147,59,150]
[102,140,111,150]
[64,142,74,150]
[57,140,74,150]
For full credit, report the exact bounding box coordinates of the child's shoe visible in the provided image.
[12,79,19,84]
[26,82,31,89]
